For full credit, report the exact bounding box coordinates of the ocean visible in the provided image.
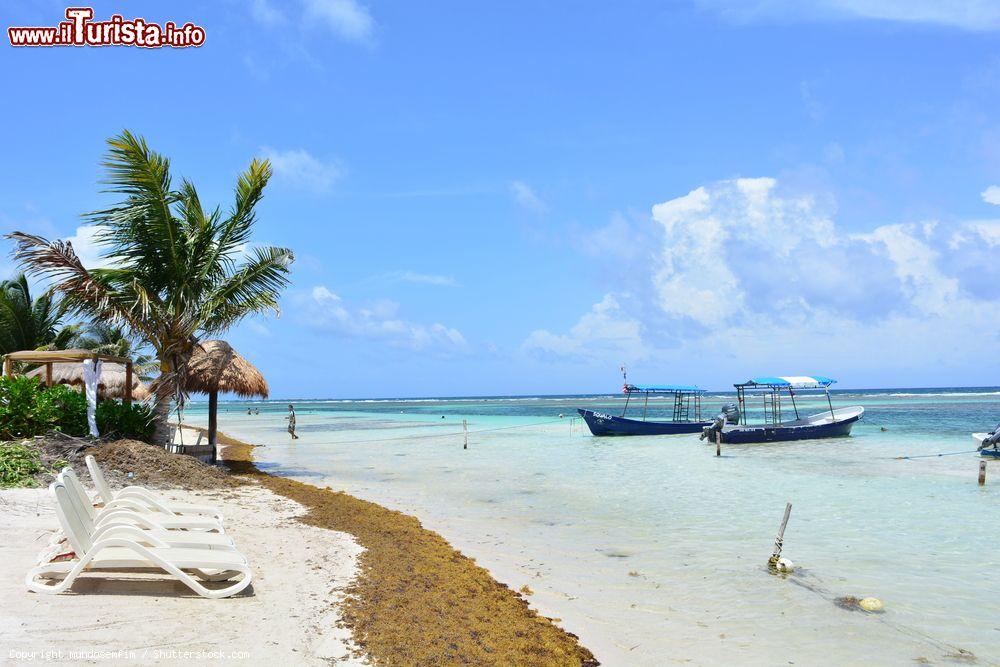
[183,389,1000,666]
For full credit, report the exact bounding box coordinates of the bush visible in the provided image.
[0,375,57,439]
[0,375,154,441]
[46,383,88,436]
[97,400,155,441]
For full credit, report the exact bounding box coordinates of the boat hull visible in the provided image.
[577,409,711,436]
[973,433,999,458]
[719,407,864,444]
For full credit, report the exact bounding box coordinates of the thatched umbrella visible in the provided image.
[176,340,268,462]
[26,350,151,400]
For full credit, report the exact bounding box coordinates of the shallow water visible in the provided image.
[185,390,1000,666]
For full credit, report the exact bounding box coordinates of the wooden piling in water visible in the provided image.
[715,431,721,457]
[979,460,987,486]
[463,419,468,450]
[768,502,792,568]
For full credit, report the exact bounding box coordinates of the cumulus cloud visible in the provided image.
[64,225,116,270]
[982,185,1000,205]
[523,294,647,361]
[261,148,343,194]
[698,0,1000,31]
[510,181,547,213]
[306,285,467,350]
[303,0,374,43]
[525,177,1000,376]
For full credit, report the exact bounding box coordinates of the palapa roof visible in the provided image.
[23,349,151,400]
[178,340,269,398]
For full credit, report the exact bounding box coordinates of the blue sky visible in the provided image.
[2,0,999,397]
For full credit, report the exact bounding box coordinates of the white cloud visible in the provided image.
[261,148,343,194]
[250,0,285,25]
[981,185,1000,205]
[306,285,467,350]
[510,181,547,213]
[526,177,1000,376]
[247,320,273,337]
[698,0,1000,31]
[523,294,647,361]
[303,0,374,43]
[64,225,116,270]
[392,271,458,287]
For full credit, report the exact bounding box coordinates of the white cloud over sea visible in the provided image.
[304,285,467,351]
[523,177,1000,380]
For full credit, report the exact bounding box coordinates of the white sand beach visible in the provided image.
[0,484,367,666]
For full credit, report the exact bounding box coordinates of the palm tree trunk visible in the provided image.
[152,397,173,447]
[151,358,176,447]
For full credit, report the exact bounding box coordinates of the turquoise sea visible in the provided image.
[184,389,1000,666]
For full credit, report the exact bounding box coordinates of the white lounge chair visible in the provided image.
[64,467,224,533]
[26,481,251,599]
[85,455,224,522]
[59,470,234,550]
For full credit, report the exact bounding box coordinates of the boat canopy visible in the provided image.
[625,384,706,394]
[736,376,835,390]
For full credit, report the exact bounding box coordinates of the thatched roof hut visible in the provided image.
[161,340,268,462]
[183,340,269,399]
[23,349,150,400]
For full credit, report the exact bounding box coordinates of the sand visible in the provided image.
[0,484,367,666]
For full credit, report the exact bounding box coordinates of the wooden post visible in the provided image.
[45,362,52,387]
[208,390,219,464]
[463,419,468,450]
[2,357,10,377]
[715,430,721,457]
[124,361,133,405]
[979,460,987,486]
[768,502,793,567]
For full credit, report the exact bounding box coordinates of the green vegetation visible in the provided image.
[7,131,294,444]
[0,375,154,441]
[0,273,80,355]
[0,442,47,487]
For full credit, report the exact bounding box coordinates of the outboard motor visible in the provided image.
[980,422,1000,450]
[700,402,740,441]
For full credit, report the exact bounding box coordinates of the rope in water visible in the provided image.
[892,449,981,460]
[787,571,982,662]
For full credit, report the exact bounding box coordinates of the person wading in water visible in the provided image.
[286,404,299,439]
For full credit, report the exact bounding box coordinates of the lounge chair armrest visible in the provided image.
[93,510,167,532]
[114,489,176,515]
[90,524,169,548]
[100,497,168,515]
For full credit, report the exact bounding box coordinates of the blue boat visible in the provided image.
[578,384,712,436]
[704,376,864,444]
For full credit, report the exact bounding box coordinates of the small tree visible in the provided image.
[7,131,293,444]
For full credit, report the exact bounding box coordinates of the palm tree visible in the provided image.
[7,131,293,444]
[0,273,80,354]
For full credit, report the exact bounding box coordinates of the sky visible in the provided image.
[2,0,999,397]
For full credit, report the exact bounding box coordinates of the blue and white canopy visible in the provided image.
[625,384,706,395]
[736,376,835,390]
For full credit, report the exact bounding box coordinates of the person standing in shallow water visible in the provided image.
[286,404,299,439]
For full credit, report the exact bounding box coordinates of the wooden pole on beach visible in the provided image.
[463,419,468,450]
[208,390,219,464]
[979,460,987,486]
[715,431,721,457]
[768,502,792,568]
